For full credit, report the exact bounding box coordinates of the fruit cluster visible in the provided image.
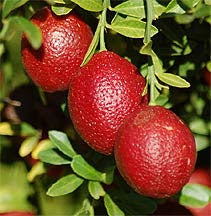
[22,8,196,198]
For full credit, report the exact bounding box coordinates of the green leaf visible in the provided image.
[103,166,115,185]
[205,0,211,5]
[112,0,165,19]
[71,0,103,12]
[10,16,42,49]
[19,135,40,157]
[180,183,211,208]
[51,3,75,16]
[155,94,169,106]
[71,155,105,182]
[112,0,145,19]
[49,0,67,4]
[88,181,105,200]
[156,72,190,88]
[180,0,201,9]
[0,43,5,58]
[175,14,195,24]
[81,18,101,66]
[109,20,158,39]
[104,194,125,216]
[194,134,210,152]
[38,148,71,165]
[190,118,209,135]
[165,0,186,14]
[32,139,53,159]
[47,174,84,197]
[140,41,163,74]
[2,0,29,18]
[49,130,77,158]
[194,4,211,18]
[74,198,95,216]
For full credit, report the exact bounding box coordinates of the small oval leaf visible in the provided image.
[112,0,165,19]
[2,0,29,18]
[51,3,75,16]
[27,162,46,182]
[10,16,42,49]
[49,130,77,158]
[88,181,106,200]
[47,174,84,197]
[19,135,40,157]
[113,0,145,19]
[104,194,125,216]
[109,20,158,39]
[71,0,103,12]
[165,0,186,14]
[71,155,104,182]
[32,139,53,159]
[180,183,211,208]
[38,148,71,165]
[156,72,190,88]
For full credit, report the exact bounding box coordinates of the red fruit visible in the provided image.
[115,105,196,198]
[22,7,93,92]
[68,51,147,155]
[0,212,35,216]
[203,68,211,87]
[186,168,211,216]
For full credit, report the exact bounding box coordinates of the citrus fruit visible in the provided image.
[22,7,93,92]
[68,51,148,154]
[115,105,196,198]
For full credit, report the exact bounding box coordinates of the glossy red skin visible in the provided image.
[68,51,148,155]
[115,105,196,198]
[22,7,93,92]
[186,168,211,216]
[0,212,35,216]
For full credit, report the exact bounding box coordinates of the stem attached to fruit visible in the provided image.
[144,0,156,105]
[100,0,109,51]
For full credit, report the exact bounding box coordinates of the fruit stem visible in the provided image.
[100,0,109,51]
[144,0,154,44]
[144,0,156,105]
[38,87,47,105]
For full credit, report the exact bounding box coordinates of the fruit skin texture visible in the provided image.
[68,51,148,155]
[115,105,196,198]
[22,7,93,92]
[186,168,211,216]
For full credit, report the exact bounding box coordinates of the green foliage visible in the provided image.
[47,174,84,197]
[49,130,77,158]
[88,181,106,199]
[71,155,107,183]
[104,194,125,216]
[19,135,40,157]
[51,3,75,15]
[180,183,211,208]
[109,19,158,39]
[2,0,29,18]
[38,148,72,165]
[71,0,103,12]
